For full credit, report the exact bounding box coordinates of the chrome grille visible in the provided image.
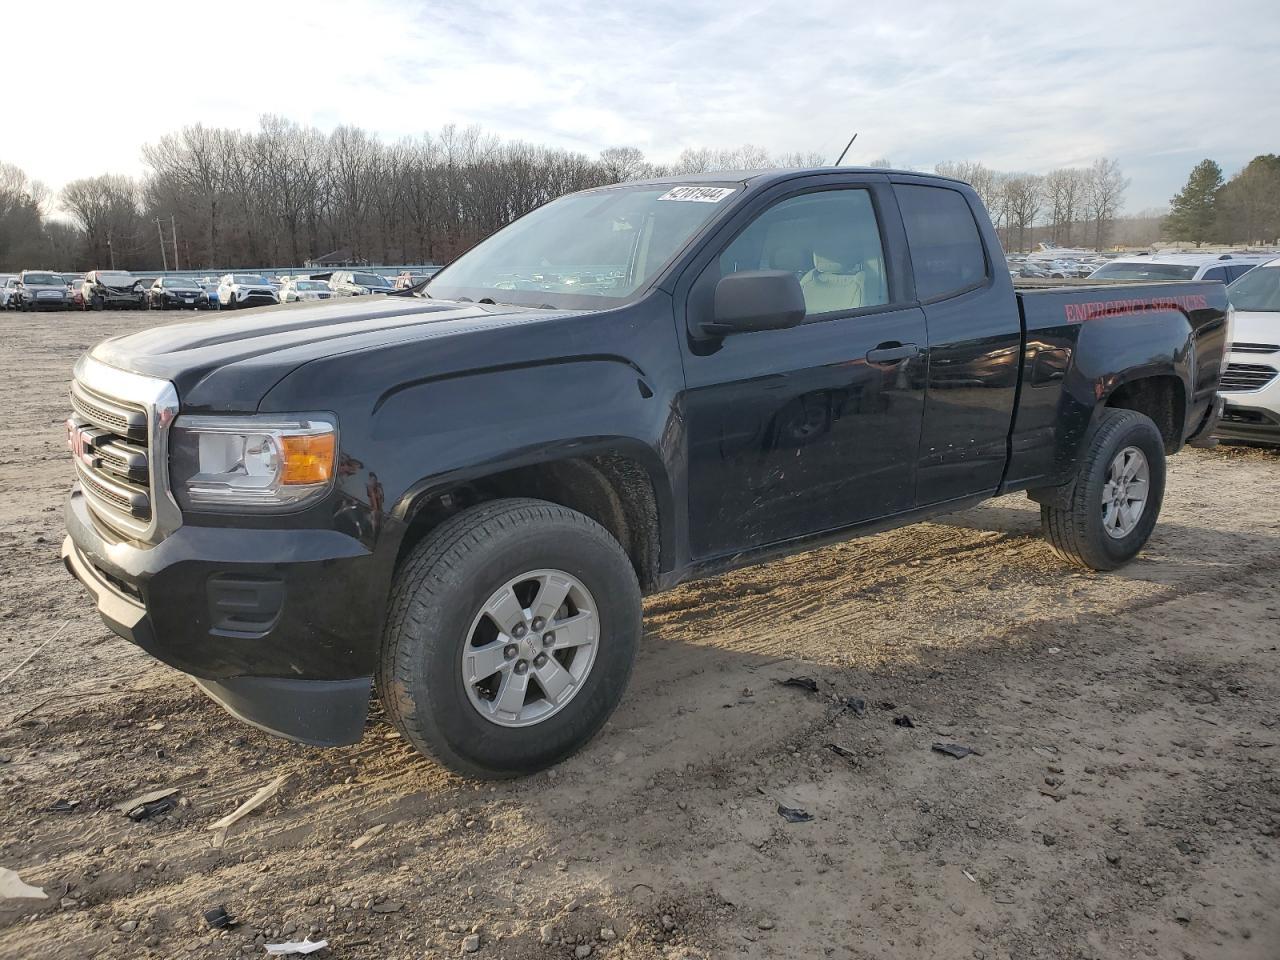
[1231,342,1280,355]
[1220,362,1278,392]
[68,356,181,542]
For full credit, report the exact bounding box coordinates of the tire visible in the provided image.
[1040,408,1166,570]
[378,498,642,778]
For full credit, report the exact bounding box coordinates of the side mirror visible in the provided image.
[706,270,806,337]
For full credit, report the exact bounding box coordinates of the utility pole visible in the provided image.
[170,215,180,272]
[107,234,116,270]
[155,219,169,271]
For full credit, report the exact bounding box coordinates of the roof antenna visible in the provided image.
[833,133,858,166]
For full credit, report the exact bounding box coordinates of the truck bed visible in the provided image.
[1001,280,1230,492]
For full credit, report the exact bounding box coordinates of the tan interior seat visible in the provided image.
[798,216,886,314]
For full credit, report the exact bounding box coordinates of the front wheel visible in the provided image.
[378,498,642,778]
[1040,408,1166,570]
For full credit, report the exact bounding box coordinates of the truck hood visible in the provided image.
[89,295,584,411]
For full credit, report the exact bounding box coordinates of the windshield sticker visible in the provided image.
[657,186,735,203]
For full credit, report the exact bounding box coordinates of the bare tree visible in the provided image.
[598,146,648,183]
[1044,168,1087,245]
[1003,175,1044,252]
[1085,158,1129,250]
[61,174,143,268]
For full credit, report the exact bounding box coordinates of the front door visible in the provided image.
[679,182,928,560]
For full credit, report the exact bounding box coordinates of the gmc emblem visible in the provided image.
[66,419,100,468]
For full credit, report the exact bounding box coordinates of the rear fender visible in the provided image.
[1011,303,1197,493]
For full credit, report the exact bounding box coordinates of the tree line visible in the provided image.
[1164,155,1280,246]
[930,158,1130,252]
[0,117,1247,273]
[1,120,826,273]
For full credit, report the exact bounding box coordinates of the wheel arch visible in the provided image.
[1100,372,1187,453]
[391,443,669,594]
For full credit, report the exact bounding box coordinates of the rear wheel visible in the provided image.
[378,498,641,778]
[1040,408,1166,570]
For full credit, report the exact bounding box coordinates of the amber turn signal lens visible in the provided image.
[280,433,336,485]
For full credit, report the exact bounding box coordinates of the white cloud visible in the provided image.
[4,0,1277,211]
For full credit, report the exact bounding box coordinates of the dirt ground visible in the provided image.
[1,310,1277,960]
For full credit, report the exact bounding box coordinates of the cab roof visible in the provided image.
[620,167,967,188]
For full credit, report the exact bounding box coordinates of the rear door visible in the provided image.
[677,175,928,560]
[891,178,1023,505]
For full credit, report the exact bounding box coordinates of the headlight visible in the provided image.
[170,414,337,511]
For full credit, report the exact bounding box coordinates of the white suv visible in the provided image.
[1216,258,1280,444]
[216,273,280,310]
[1088,253,1272,284]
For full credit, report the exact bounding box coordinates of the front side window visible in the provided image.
[1228,264,1280,312]
[896,184,988,301]
[428,184,738,308]
[718,188,889,317]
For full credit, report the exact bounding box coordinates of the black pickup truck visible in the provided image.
[61,168,1228,777]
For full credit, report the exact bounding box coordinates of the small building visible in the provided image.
[304,248,369,268]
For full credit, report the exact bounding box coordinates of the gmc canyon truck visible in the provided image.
[62,168,1229,778]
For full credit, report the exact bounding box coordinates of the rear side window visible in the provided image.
[896,184,988,301]
[1201,267,1228,282]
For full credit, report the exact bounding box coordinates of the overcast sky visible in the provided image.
[6,0,1278,212]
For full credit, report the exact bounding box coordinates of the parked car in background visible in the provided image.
[1018,262,1052,279]
[1216,258,1280,445]
[394,269,440,289]
[1088,254,1270,283]
[328,270,396,296]
[13,270,71,310]
[83,271,146,309]
[0,275,16,309]
[216,273,279,310]
[280,278,335,303]
[198,280,220,308]
[148,277,211,310]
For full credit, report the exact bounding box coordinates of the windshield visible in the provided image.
[427,184,739,307]
[352,272,392,288]
[166,278,200,289]
[1090,262,1199,281]
[1228,264,1280,312]
[232,274,268,285]
[23,273,62,285]
[296,280,328,290]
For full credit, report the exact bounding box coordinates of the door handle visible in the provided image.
[866,342,922,364]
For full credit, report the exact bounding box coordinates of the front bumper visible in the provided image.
[62,485,380,745]
[1215,359,1280,445]
[1215,403,1280,443]
[97,291,146,307]
[27,295,68,309]
[232,291,279,307]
